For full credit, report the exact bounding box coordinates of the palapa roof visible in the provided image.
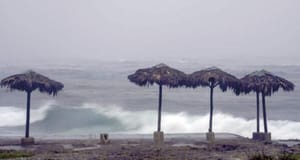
[240,70,294,96]
[128,63,187,88]
[186,67,240,92]
[1,71,64,96]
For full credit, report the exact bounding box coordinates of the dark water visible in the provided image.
[0,60,299,139]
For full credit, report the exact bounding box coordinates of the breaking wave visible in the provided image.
[0,101,53,127]
[83,103,300,139]
[0,102,299,139]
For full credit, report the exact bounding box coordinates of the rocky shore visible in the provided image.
[0,136,299,160]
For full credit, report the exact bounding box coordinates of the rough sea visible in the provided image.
[0,59,299,140]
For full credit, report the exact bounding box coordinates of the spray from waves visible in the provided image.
[2,102,298,139]
[83,103,300,139]
[0,101,54,127]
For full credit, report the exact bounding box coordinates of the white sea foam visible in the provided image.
[83,103,300,139]
[1,102,299,140]
[0,101,53,127]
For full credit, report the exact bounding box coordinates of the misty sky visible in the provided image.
[0,1,299,64]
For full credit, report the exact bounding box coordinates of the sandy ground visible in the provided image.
[0,135,299,160]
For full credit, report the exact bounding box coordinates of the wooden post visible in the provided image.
[209,85,214,132]
[25,91,31,138]
[262,93,268,133]
[157,84,162,132]
[256,92,260,133]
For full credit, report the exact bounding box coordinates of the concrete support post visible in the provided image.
[21,137,34,145]
[154,131,164,147]
[252,132,271,142]
[206,132,215,142]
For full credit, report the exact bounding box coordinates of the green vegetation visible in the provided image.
[249,153,300,160]
[0,151,33,159]
[278,153,300,160]
[249,153,274,160]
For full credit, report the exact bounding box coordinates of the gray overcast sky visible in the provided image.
[0,0,299,64]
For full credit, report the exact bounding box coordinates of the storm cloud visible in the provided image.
[0,0,299,64]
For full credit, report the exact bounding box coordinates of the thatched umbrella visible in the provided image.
[128,63,186,132]
[1,71,64,139]
[240,70,294,133]
[187,67,240,133]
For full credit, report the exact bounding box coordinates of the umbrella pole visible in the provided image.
[25,91,31,138]
[209,85,214,132]
[256,92,260,133]
[157,84,162,132]
[262,93,268,133]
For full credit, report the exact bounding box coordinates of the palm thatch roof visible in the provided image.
[240,70,294,96]
[187,67,240,91]
[1,71,64,96]
[128,63,187,88]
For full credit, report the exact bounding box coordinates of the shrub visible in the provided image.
[0,151,33,159]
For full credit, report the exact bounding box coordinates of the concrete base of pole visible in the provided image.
[21,137,34,145]
[252,132,271,142]
[154,131,164,147]
[206,132,215,142]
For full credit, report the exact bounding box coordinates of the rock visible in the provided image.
[215,144,238,152]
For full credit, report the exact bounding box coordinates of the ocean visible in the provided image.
[0,60,299,140]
